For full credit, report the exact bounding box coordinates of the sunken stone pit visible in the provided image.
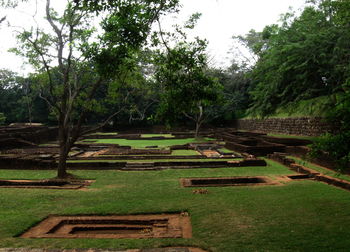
[285,174,313,180]
[20,213,192,239]
[180,176,278,187]
[0,179,93,189]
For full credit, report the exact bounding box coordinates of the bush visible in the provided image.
[310,84,350,172]
[310,132,350,172]
[0,113,5,125]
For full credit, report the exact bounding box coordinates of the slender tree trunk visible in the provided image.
[57,122,69,179]
[194,104,203,139]
[195,121,200,138]
[26,100,32,125]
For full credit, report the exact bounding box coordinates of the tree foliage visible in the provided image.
[209,63,252,122]
[238,0,350,171]
[152,15,222,137]
[10,0,180,178]
[247,0,350,117]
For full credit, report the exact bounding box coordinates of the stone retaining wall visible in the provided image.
[235,117,334,136]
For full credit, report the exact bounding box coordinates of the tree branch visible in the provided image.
[81,108,124,136]
[46,0,64,69]
[157,18,171,53]
[25,36,60,112]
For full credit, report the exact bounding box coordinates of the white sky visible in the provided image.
[0,0,306,74]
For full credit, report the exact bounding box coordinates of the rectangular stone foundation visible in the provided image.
[180,176,278,187]
[0,180,93,189]
[20,213,192,239]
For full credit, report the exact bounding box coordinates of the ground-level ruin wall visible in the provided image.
[235,117,335,136]
[0,125,58,146]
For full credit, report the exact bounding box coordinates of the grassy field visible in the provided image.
[218,148,234,153]
[1,160,350,251]
[171,150,200,156]
[90,132,119,136]
[83,138,214,149]
[141,134,174,138]
[245,95,333,119]
[267,133,319,142]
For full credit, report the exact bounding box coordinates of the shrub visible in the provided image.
[0,113,5,125]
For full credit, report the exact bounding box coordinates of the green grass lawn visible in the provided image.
[218,148,233,153]
[89,132,119,136]
[171,150,200,156]
[0,160,350,251]
[86,138,214,149]
[267,133,319,142]
[141,134,174,138]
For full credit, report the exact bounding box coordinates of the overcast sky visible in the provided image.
[0,0,306,74]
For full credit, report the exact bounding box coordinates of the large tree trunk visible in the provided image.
[57,145,69,179]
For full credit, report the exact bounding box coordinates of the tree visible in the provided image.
[230,29,269,68]
[0,69,26,123]
[228,0,350,171]
[11,0,180,179]
[154,37,221,137]
[309,0,350,172]
[151,13,222,137]
[0,0,29,27]
[0,69,48,124]
[208,62,252,122]
[111,51,159,126]
[246,0,350,117]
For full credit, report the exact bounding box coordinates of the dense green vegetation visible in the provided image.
[0,1,349,170]
[1,1,348,124]
[1,163,350,251]
[240,0,350,171]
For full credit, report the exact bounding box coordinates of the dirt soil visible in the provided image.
[201,150,220,158]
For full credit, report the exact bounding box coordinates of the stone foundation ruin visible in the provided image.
[180,176,278,187]
[20,213,192,239]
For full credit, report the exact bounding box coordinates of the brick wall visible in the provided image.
[235,117,335,136]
